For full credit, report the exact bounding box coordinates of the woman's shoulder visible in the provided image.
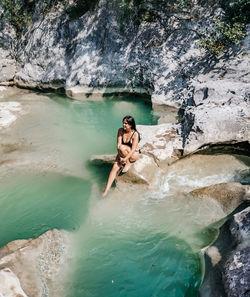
[118,128,124,134]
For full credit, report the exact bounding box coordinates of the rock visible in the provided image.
[0,86,30,100]
[138,123,183,166]
[0,16,17,85]
[0,102,23,129]
[0,0,215,100]
[0,229,72,297]
[89,154,116,165]
[191,182,250,215]
[0,268,27,297]
[181,99,250,155]
[89,153,160,186]
[199,205,250,297]
[116,154,160,187]
[66,86,150,100]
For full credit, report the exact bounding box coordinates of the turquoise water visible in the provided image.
[0,93,206,297]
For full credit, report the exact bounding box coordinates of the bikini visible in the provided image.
[122,130,141,153]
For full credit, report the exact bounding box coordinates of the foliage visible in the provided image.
[66,0,99,20]
[177,0,191,8]
[1,0,31,33]
[118,0,193,31]
[41,0,68,14]
[199,0,250,55]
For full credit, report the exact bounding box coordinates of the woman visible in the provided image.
[102,115,141,197]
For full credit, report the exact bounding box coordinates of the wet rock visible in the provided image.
[199,205,250,297]
[191,182,250,215]
[0,268,27,297]
[89,154,116,165]
[0,229,72,297]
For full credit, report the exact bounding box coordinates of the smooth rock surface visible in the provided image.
[0,268,27,297]
[0,229,72,297]
[90,153,160,186]
[191,182,250,215]
[0,102,23,129]
[138,123,183,166]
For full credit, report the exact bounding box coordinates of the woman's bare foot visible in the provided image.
[102,190,108,197]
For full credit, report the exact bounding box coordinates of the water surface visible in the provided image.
[1,91,248,297]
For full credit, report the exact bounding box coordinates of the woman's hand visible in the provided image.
[119,157,126,166]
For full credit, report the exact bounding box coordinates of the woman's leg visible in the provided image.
[118,145,132,172]
[122,151,141,173]
[102,161,121,197]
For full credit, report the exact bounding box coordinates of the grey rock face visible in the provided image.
[0,11,17,85]
[199,205,250,297]
[0,1,216,97]
[1,0,249,160]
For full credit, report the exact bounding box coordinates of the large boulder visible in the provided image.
[0,229,72,297]
[89,153,160,186]
[138,123,183,166]
[0,268,27,297]
[191,182,250,215]
[199,205,250,297]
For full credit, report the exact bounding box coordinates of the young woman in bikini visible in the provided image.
[102,115,141,197]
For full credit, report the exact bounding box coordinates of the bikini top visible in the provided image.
[122,131,136,148]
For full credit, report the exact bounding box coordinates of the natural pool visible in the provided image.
[0,91,248,297]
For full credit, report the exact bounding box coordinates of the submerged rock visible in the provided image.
[89,154,116,165]
[199,205,250,297]
[0,229,72,297]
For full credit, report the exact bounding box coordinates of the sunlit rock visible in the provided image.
[89,153,160,186]
[66,86,150,100]
[138,123,183,166]
[191,182,250,215]
[0,229,72,297]
[0,268,27,297]
[116,154,160,187]
[0,102,23,129]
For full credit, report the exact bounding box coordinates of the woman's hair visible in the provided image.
[123,115,136,130]
[123,115,141,141]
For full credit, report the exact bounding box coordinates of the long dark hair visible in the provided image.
[123,115,140,141]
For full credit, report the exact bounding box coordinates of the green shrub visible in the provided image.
[1,0,31,33]
[199,0,250,55]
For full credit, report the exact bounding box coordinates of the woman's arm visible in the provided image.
[123,131,139,161]
[117,128,123,150]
